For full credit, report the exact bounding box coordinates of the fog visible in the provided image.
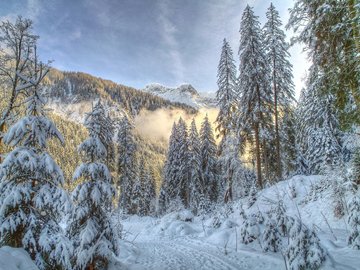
[134,107,220,143]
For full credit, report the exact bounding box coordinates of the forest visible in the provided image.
[0,1,359,270]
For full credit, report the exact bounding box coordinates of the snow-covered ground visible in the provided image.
[0,175,358,270]
[112,175,360,270]
[0,246,38,270]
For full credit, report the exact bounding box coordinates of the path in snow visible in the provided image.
[122,236,284,270]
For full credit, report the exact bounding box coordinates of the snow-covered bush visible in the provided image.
[240,215,260,244]
[247,185,257,208]
[273,200,288,236]
[262,218,281,252]
[0,81,72,269]
[285,220,326,270]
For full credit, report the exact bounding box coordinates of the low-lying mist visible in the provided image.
[134,107,220,143]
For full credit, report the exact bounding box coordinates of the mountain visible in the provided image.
[43,70,198,122]
[143,83,217,109]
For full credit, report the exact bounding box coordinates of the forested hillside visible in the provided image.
[43,69,197,117]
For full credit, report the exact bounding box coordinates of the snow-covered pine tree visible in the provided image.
[263,3,295,180]
[86,100,114,168]
[262,218,281,252]
[273,200,288,237]
[352,149,360,185]
[117,113,137,214]
[215,39,238,147]
[218,132,244,202]
[296,68,342,174]
[176,117,190,207]
[200,115,218,203]
[347,193,360,249]
[188,119,204,214]
[132,159,143,216]
[280,107,297,177]
[287,0,360,129]
[240,215,260,244]
[237,5,272,188]
[142,166,157,216]
[285,220,326,270]
[247,184,257,208]
[69,103,119,270]
[0,61,72,269]
[159,122,179,213]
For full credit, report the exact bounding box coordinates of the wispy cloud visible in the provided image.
[157,0,185,85]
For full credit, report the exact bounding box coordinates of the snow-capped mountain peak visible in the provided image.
[143,83,216,109]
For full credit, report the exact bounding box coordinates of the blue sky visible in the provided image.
[0,0,308,95]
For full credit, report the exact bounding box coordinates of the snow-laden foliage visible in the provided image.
[218,133,254,202]
[287,0,360,129]
[83,100,114,166]
[296,70,342,174]
[117,113,137,214]
[240,215,260,244]
[262,218,281,252]
[347,193,360,249]
[263,3,295,180]
[236,5,272,188]
[159,118,190,213]
[0,85,72,269]
[188,119,204,214]
[215,39,238,142]
[285,220,326,270]
[200,115,218,203]
[68,103,119,270]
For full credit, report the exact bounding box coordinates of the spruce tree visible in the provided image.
[69,103,119,270]
[263,3,295,180]
[215,39,238,147]
[200,115,218,203]
[117,113,137,214]
[262,218,281,252]
[285,220,326,270]
[296,69,342,174]
[287,0,360,129]
[86,100,114,168]
[188,119,203,214]
[176,117,190,207]
[280,107,297,177]
[237,5,272,188]
[142,167,157,216]
[159,122,179,213]
[348,193,360,249]
[0,71,72,269]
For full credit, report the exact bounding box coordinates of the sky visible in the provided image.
[0,0,309,97]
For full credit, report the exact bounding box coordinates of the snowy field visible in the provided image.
[1,175,359,270]
[111,175,359,270]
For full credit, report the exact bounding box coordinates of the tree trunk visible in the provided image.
[254,123,262,188]
[262,139,270,183]
[273,58,282,180]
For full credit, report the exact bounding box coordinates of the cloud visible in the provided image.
[157,0,185,85]
[26,0,42,22]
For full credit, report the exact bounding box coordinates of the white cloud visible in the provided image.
[157,0,185,85]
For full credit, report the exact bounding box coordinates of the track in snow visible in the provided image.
[126,237,284,270]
